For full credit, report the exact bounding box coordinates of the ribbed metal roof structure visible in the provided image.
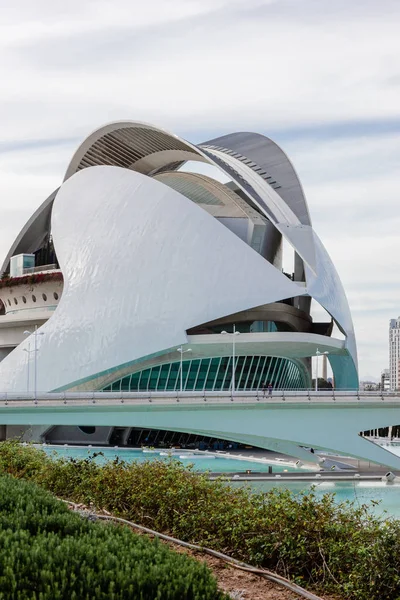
[64,122,204,181]
[154,171,265,221]
[201,132,311,226]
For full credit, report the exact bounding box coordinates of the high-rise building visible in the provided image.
[381,368,390,392]
[389,318,400,390]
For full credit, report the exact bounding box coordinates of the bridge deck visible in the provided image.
[1,391,400,470]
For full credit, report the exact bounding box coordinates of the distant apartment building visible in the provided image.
[381,368,390,392]
[360,380,379,391]
[389,318,400,390]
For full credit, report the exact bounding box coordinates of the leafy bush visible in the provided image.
[0,473,228,600]
[1,441,400,599]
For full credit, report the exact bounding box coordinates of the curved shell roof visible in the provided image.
[201,132,311,226]
[154,171,265,221]
[63,121,205,181]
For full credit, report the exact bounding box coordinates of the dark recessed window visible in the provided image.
[22,296,26,304]
[7,299,11,306]
[32,295,36,302]
[53,292,59,300]
[13,298,18,305]
[42,293,47,301]
[78,426,96,435]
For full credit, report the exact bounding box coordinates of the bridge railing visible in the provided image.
[0,389,399,405]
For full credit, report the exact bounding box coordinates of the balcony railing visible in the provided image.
[22,264,58,275]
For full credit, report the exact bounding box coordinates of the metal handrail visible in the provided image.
[22,264,58,275]
[0,390,400,406]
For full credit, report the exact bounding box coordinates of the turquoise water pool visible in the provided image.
[239,480,400,518]
[40,446,299,473]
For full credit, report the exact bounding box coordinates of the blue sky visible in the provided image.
[1,0,400,380]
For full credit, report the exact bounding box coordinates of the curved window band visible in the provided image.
[102,355,308,392]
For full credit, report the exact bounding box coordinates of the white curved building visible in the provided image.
[0,122,358,405]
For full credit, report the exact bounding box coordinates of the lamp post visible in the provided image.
[315,348,329,392]
[221,325,240,394]
[177,347,192,392]
[24,326,45,401]
[23,342,31,394]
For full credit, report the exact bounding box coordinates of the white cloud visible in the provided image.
[1,0,400,141]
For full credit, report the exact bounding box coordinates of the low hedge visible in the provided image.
[0,473,227,600]
[1,441,400,599]
[0,271,63,289]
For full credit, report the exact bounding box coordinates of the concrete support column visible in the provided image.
[121,428,132,446]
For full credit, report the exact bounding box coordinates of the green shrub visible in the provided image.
[1,440,400,599]
[0,474,228,600]
[0,440,50,479]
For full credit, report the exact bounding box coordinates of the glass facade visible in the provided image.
[189,321,292,335]
[102,355,307,392]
